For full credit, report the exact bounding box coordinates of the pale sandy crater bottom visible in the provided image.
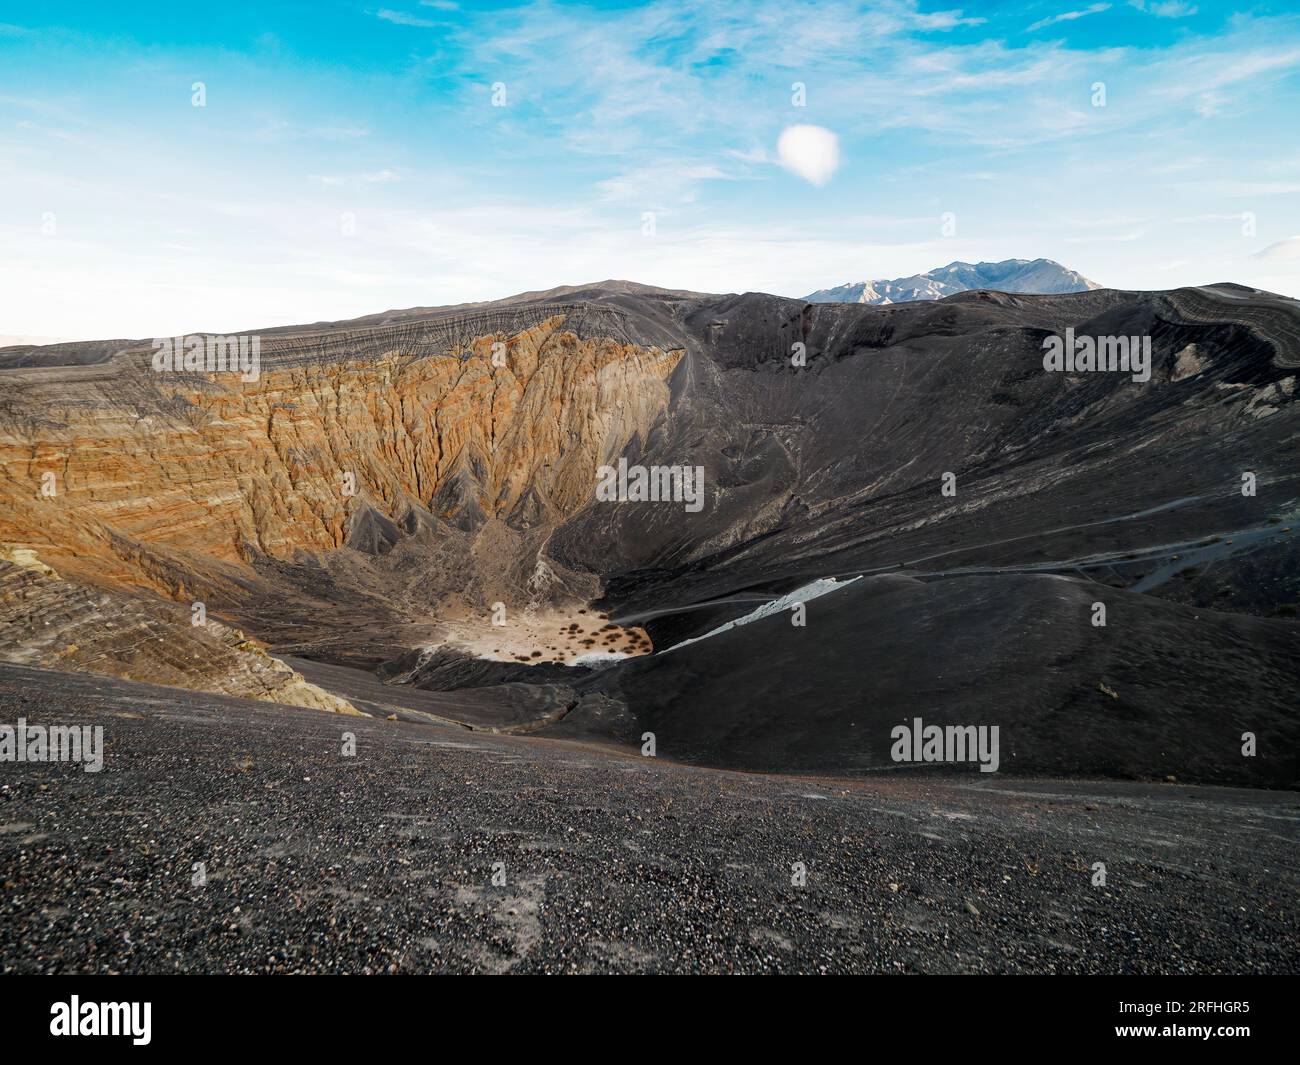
[437,606,652,666]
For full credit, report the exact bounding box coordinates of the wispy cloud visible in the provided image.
[1177,180,1300,197]
[1130,1,1198,18]
[1027,5,1112,33]
[254,119,370,142]
[376,9,438,28]
[1253,236,1300,261]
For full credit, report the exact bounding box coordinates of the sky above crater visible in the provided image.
[3,0,1300,338]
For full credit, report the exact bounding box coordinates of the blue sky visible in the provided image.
[3,0,1300,339]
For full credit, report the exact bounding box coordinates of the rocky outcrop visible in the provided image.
[0,549,359,714]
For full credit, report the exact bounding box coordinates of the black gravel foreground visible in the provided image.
[0,664,1295,975]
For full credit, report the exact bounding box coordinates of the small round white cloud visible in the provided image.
[777,125,840,186]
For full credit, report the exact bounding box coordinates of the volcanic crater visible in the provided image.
[1,279,1298,786]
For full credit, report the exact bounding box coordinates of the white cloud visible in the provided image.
[776,125,840,186]
[913,9,987,30]
[1130,1,1197,17]
[1027,5,1111,33]
[377,9,438,28]
[1252,236,1300,261]
[596,163,732,205]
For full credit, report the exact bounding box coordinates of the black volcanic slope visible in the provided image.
[350,280,1298,787]
[0,663,1295,974]
[580,574,1300,784]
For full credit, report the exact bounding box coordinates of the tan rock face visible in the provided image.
[1172,343,1205,381]
[0,316,681,596]
[0,313,681,701]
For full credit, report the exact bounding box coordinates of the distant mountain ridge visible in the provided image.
[804,258,1100,304]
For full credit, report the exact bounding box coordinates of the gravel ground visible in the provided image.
[0,663,1295,974]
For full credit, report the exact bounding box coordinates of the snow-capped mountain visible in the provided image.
[804,258,1100,304]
